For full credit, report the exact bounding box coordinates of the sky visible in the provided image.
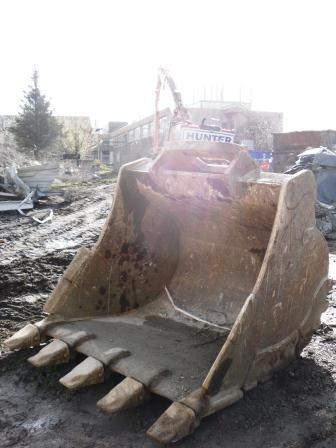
[1,0,336,131]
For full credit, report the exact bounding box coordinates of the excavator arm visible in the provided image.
[153,68,192,153]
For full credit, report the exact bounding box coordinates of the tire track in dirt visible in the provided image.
[0,180,116,348]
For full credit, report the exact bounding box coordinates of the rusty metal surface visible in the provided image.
[46,305,228,401]
[5,141,329,444]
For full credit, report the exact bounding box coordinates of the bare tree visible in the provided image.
[60,123,92,157]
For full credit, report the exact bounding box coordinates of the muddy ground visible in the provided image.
[0,179,335,448]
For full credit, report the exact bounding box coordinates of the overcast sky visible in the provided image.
[1,0,335,131]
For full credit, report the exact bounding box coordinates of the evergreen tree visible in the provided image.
[10,70,62,159]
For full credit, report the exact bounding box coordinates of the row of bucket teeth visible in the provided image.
[4,325,197,444]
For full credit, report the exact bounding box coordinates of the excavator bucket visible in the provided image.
[5,142,329,444]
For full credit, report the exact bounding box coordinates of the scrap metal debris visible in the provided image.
[285,147,336,237]
[0,162,59,223]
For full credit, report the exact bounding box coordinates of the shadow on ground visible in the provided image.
[0,341,335,448]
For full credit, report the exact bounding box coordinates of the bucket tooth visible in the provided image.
[4,324,40,351]
[147,402,198,444]
[97,377,145,413]
[28,339,70,367]
[59,356,104,390]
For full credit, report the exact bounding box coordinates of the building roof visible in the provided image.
[188,100,252,111]
[109,108,172,138]
[273,129,336,136]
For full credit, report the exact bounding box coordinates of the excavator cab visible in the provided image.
[200,117,222,132]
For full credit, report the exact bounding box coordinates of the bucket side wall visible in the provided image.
[202,170,328,394]
[44,165,179,317]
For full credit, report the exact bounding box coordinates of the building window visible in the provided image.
[102,149,110,164]
[129,130,134,142]
[134,127,141,140]
[142,124,149,138]
[160,117,168,135]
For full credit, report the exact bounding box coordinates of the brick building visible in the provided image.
[98,102,282,170]
[188,101,283,150]
[272,130,336,172]
[97,108,171,168]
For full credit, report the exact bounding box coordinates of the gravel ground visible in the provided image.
[0,179,335,448]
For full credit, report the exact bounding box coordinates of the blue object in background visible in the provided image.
[248,150,273,171]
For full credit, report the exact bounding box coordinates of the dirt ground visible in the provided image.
[0,179,335,448]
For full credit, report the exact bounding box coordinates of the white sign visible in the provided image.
[182,128,235,144]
